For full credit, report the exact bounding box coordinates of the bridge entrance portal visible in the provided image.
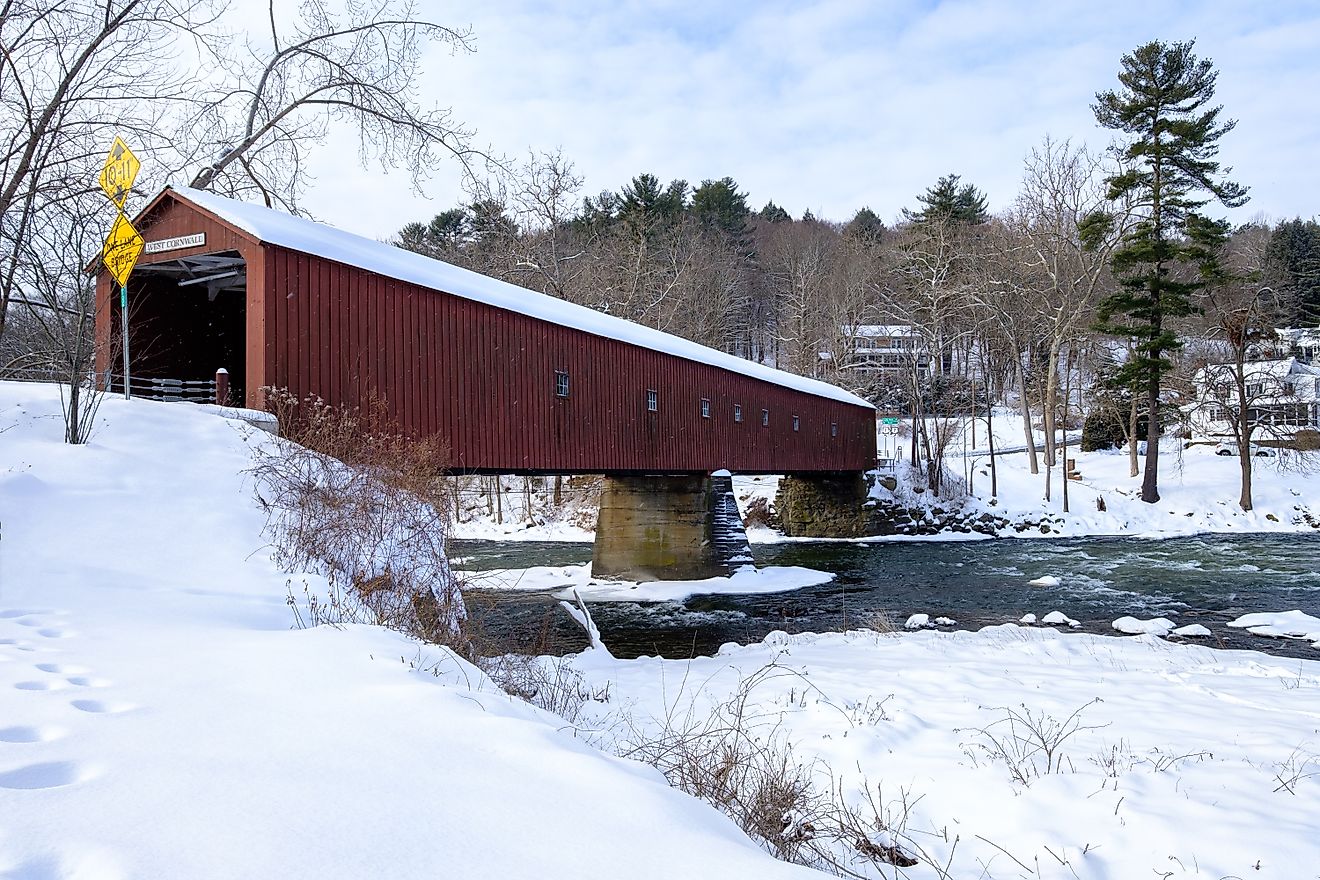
[124,250,248,403]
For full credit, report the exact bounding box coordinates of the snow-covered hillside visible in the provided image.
[0,382,817,879]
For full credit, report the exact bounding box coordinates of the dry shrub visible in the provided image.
[742,496,776,529]
[615,663,928,876]
[253,388,464,646]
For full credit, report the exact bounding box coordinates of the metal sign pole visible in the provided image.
[121,284,131,399]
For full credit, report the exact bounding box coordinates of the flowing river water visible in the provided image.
[453,533,1320,660]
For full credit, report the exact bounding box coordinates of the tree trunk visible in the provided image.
[1141,370,1161,503]
[1127,395,1140,478]
[65,379,81,444]
[1016,356,1039,475]
[1235,364,1254,511]
[1043,342,1059,468]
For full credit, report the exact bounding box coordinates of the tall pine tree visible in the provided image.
[1093,39,1248,503]
[902,174,988,225]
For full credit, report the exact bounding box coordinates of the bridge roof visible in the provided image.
[163,186,873,409]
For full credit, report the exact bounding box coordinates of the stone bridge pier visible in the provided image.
[773,472,876,538]
[591,472,752,581]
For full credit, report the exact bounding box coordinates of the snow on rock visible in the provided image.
[0,381,822,880]
[904,613,932,629]
[1172,623,1213,638]
[1227,610,1320,645]
[934,616,957,626]
[462,561,833,603]
[1042,611,1081,628]
[1019,613,1038,624]
[1028,575,1061,587]
[1112,615,1177,636]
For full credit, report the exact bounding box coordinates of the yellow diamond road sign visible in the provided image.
[99,136,140,208]
[103,213,144,288]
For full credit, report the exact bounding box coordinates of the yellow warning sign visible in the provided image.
[98,136,140,209]
[102,212,144,288]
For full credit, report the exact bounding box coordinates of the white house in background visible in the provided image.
[841,325,938,378]
[1188,357,1320,439]
[1274,327,1320,364]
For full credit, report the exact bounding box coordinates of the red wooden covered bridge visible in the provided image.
[97,186,875,476]
[96,188,878,577]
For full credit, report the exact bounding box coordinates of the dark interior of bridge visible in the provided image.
[119,250,247,403]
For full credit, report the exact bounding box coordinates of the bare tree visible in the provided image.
[0,0,217,341]
[5,194,110,442]
[1009,137,1131,469]
[1192,222,1293,510]
[186,0,478,209]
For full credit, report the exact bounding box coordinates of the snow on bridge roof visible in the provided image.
[166,186,874,410]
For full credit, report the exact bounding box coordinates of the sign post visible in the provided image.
[98,137,141,398]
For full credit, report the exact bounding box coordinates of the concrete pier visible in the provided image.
[592,473,751,581]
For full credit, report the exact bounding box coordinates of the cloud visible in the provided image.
[299,0,1320,236]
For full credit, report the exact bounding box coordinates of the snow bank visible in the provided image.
[571,625,1320,880]
[0,381,820,879]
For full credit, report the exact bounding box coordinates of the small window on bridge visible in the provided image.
[734,404,743,422]
[792,415,800,432]
[761,408,769,427]
[831,422,838,437]
[555,370,570,398]
[646,389,658,412]
[700,398,711,418]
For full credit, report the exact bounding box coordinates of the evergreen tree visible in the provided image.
[843,207,886,244]
[396,207,468,257]
[759,201,791,223]
[692,177,750,238]
[1092,39,1248,503]
[903,174,988,224]
[618,173,687,237]
[1265,218,1320,324]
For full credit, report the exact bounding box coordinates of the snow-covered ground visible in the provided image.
[569,626,1320,880]
[4,381,1318,879]
[0,382,818,879]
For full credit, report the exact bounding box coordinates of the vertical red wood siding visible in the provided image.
[261,243,876,474]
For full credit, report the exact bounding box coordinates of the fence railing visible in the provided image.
[1,367,223,404]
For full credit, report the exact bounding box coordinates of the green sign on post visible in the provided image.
[881,417,899,425]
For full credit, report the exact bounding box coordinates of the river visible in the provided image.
[452,533,1320,660]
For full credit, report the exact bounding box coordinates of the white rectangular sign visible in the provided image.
[144,233,206,254]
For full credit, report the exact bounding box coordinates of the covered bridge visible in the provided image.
[96,187,876,477]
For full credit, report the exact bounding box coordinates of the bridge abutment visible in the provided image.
[592,473,752,581]
[775,472,875,538]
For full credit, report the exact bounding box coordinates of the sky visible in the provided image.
[297,0,1320,238]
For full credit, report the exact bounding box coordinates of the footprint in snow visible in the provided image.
[35,663,90,675]
[14,680,66,691]
[66,676,112,688]
[70,699,137,715]
[0,724,67,744]
[36,628,74,639]
[0,609,48,619]
[0,761,96,790]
